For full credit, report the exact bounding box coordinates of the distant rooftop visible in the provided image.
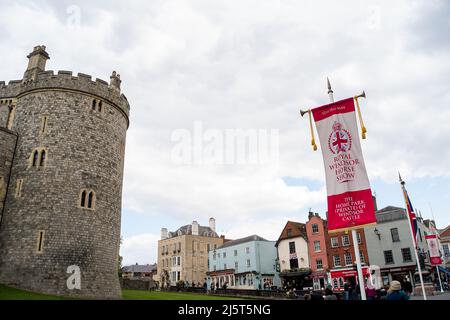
[168,224,218,238]
[217,235,269,249]
[375,206,407,223]
[122,263,157,273]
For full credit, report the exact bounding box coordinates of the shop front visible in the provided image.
[312,270,329,290]
[329,267,369,292]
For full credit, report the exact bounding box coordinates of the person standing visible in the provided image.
[386,281,410,300]
[324,288,338,300]
[402,278,413,296]
[365,285,376,300]
[343,279,350,300]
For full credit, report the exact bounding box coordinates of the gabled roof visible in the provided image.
[217,235,268,249]
[122,263,157,273]
[275,220,307,247]
[168,224,219,238]
[439,225,450,238]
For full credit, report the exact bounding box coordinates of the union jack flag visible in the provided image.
[400,174,419,248]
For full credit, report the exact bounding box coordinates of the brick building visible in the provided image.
[326,227,370,291]
[305,212,330,290]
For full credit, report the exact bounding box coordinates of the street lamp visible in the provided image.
[374,228,381,240]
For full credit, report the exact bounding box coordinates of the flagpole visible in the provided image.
[326,78,367,300]
[399,175,427,300]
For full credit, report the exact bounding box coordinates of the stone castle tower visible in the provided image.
[0,46,130,298]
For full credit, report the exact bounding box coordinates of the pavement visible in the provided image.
[410,291,450,300]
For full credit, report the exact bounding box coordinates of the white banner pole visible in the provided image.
[399,177,427,300]
[326,78,366,300]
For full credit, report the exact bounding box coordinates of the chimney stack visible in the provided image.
[192,221,199,236]
[209,217,216,232]
[161,228,168,240]
[23,45,50,82]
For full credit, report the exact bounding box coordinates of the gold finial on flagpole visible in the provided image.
[354,91,367,139]
[308,110,317,151]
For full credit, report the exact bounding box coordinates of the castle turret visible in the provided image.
[0,46,130,299]
[23,45,49,82]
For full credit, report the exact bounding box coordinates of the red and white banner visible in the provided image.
[311,97,376,232]
[425,234,442,266]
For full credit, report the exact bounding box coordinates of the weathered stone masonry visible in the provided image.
[0,46,130,299]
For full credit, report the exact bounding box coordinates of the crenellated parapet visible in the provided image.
[0,70,130,122]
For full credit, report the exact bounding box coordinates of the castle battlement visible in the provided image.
[0,69,130,119]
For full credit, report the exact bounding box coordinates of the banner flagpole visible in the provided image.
[326,78,367,300]
[399,174,427,300]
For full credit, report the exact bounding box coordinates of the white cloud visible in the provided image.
[120,233,160,266]
[1,0,450,264]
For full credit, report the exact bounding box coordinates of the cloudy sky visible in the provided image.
[1,0,449,266]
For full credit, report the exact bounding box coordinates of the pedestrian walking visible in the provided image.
[343,279,351,300]
[402,278,413,296]
[386,280,410,300]
[324,288,337,300]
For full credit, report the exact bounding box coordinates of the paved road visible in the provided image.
[410,292,450,300]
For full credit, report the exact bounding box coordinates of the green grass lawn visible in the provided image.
[0,284,244,300]
[122,290,243,300]
[0,284,67,300]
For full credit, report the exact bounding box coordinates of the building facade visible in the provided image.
[207,235,280,290]
[275,220,310,290]
[326,227,370,291]
[305,212,330,290]
[364,206,420,286]
[439,225,450,271]
[157,218,224,287]
[0,46,129,298]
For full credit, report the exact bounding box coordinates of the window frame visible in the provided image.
[333,255,341,267]
[384,250,394,265]
[313,240,321,252]
[390,228,400,242]
[331,237,339,248]
[312,224,319,234]
[342,235,350,246]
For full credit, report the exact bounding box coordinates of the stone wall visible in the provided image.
[120,278,158,291]
[0,127,17,223]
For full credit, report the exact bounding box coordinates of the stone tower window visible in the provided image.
[32,150,39,167]
[87,191,94,208]
[30,148,47,168]
[92,99,97,110]
[98,101,102,112]
[41,116,48,134]
[36,230,45,253]
[80,190,87,207]
[79,189,95,210]
[40,150,46,167]
[15,179,24,198]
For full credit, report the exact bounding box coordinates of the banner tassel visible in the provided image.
[308,110,317,151]
[354,96,367,139]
